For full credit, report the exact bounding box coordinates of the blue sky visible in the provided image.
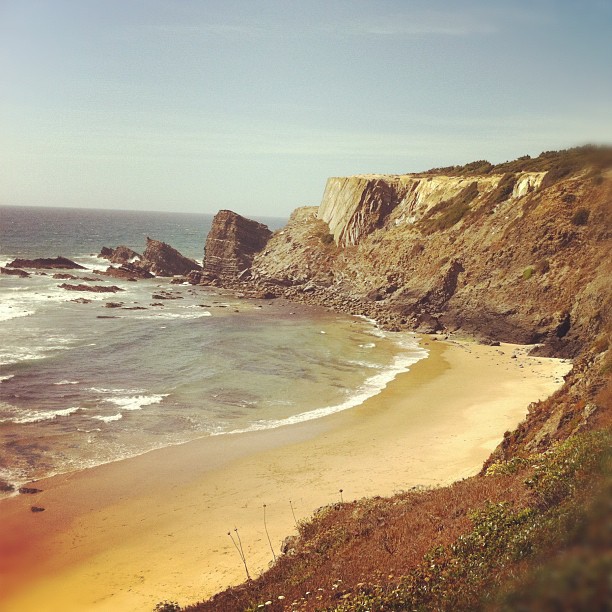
[1,0,611,216]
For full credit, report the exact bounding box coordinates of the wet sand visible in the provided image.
[0,338,571,611]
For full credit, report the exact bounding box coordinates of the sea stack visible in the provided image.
[203,209,272,279]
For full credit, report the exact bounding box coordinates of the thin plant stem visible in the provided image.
[289,500,298,529]
[263,504,277,562]
[228,528,251,581]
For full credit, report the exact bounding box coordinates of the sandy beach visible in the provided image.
[0,338,571,612]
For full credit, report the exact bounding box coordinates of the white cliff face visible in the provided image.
[513,172,546,198]
[318,173,545,247]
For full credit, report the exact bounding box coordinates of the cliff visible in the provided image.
[250,150,611,357]
[203,210,272,279]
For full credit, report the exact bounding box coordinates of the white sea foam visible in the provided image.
[89,386,145,394]
[53,380,79,385]
[134,311,212,320]
[0,406,81,424]
[0,303,34,322]
[0,348,47,366]
[0,374,15,383]
[92,413,123,422]
[359,342,376,349]
[346,359,383,369]
[105,393,168,411]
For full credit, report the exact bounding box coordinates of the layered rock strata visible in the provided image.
[203,210,272,279]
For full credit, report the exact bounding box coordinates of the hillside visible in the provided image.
[163,147,611,612]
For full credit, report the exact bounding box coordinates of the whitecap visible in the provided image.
[53,380,79,385]
[105,393,168,411]
[0,406,80,424]
[92,413,123,422]
[0,374,15,383]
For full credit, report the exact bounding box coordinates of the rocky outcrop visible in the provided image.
[101,263,154,280]
[203,210,272,279]
[1,267,30,277]
[98,245,141,264]
[141,238,201,277]
[6,256,85,270]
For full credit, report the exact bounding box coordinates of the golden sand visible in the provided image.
[0,338,571,611]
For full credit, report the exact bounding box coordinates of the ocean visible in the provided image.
[0,205,427,493]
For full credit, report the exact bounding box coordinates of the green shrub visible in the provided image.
[420,182,478,233]
[523,266,534,280]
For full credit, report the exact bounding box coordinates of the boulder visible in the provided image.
[203,210,272,279]
[7,256,85,270]
[140,238,201,277]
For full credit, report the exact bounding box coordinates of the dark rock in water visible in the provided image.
[53,273,79,280]
[31,506,45,513]
[98,245,141,264]
[97,315,120,319]
[122,306,147,310]
[105,302,124,308]
[19,487,42,494]
[141,238,201,277]
[0,480,15,492]
[203,210,272,279]
[70,298,92,304]
[1,267,30,277]
[151,292,183,300]
[102,263,153,280]
[59,283,124,293]
[7,256,85,270]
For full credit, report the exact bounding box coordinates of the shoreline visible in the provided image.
[0,338,571,611]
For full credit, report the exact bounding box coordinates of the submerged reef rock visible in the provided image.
[141,238,201,277]
[7,256,85,270]
[203,210,272,280]
[59,283,124,293]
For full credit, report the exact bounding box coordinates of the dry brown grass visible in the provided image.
[185,474,531,612]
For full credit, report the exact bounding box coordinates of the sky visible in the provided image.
[1,0,611,217]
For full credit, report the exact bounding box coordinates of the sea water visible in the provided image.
[0,205,427,492]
